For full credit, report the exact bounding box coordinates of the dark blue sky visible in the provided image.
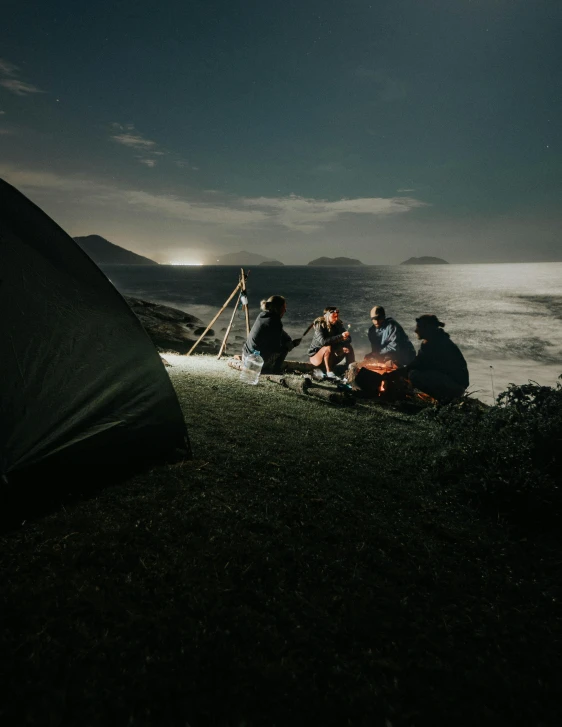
[1,0,560,263]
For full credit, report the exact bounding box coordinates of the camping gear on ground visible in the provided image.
[240,350,264,385]
[0,178,190,491]
[187,268,250,358]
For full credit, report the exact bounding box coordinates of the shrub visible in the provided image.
[426,377,562,531]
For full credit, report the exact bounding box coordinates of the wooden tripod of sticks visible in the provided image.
[185,268,251,357]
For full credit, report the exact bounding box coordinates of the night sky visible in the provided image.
[1,0,560,264]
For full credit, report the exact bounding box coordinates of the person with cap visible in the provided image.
[366,305,415,367]
[308,306,355,380]
[384,314,469,402]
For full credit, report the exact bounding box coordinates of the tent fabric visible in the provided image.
[0,178,189,481]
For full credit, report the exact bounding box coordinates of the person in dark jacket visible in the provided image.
[243,295,301,374]
[385,314,469,402]
[366,305,415,367]
[308,306,355,380]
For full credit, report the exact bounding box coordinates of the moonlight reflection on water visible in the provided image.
[106,262,562,404]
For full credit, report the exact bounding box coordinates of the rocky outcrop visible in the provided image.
[307,256,364,266]
[125,297,223,354]
[401,256,448,265]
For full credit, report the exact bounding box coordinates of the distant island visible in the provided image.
[216,250,279,266]
[74,235,158,265]
[401,256,449,265]
[259,260,284,267]
[307,256,365,266]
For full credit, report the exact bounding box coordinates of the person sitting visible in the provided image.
[308,306,355,380]
[387,314,469,402]
[243,295,301,374]
[366,305,415,367]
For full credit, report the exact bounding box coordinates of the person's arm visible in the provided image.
[379,323,398,355]
[323,322,349,346]
[281,328,295,351]
[405,343,428,373]
[368,326,379,353]
[314,323,344,347]
[384,343,425,380]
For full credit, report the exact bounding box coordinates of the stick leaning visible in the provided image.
[216,289,242,359]
[186,281,241,356]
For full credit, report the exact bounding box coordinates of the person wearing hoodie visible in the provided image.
[243,295,301,374]
[366,305,415,367]
[384,314,469,402]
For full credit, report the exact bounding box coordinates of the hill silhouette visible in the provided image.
[307,256,364,266]
[74,235,158,265]
[401,256,448,265]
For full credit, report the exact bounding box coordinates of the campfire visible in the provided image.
[349,359,437,405]
[353,360,397,398]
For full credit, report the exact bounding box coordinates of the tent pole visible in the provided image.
[185,281,242,356]
[240,267,251,336]
[216,288,242,359]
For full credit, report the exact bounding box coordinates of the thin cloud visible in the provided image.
[0,166,269,226]
[0,79,44,96]
[0,58,45,96]
[110,123,167,167]
[0,59,17,75]
[111,122,135,131]
[242,193,427,231]
[111,132,156,149]
[0,128,14,135]
[397,188,415,192]
[111,123,195,170]
[176,160,199,170]
[0,165,427,233]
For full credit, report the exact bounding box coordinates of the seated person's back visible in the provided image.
[244,295,300,373]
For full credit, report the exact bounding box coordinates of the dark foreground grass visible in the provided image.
[1,358,560,727]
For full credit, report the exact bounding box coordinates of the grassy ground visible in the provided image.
[0,356,559,727]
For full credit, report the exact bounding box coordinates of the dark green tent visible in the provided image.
[0,178,190,486]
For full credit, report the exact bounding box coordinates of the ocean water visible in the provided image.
[103,263,562,404]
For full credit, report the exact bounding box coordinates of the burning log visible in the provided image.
[348,361,409,402]
[348,360,439,406]
[351,366,384,397]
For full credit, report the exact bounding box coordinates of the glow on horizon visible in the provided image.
[169,260,204,266]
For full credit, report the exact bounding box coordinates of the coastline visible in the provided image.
[128,296,561,405]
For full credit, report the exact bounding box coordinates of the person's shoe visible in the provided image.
[312,368,326,381]
[325,371,340,381]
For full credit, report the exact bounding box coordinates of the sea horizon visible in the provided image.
[103,262,562,405]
